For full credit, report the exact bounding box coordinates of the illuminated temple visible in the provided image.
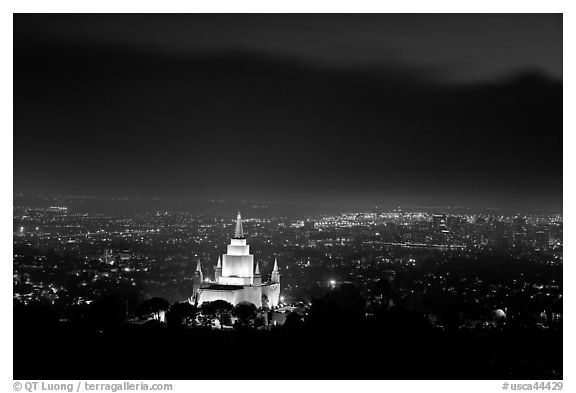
[190,212,281,308]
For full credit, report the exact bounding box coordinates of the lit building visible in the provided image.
[190,212,281,308]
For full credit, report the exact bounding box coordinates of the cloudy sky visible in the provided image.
[14,14,562,210]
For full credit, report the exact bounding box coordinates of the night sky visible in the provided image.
[14,14,562,210]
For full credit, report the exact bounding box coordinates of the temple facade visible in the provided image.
[190,212,281,308]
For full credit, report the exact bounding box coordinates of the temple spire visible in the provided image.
[254,261,261,275]
[214,256,222,282]
[234,211,244,238]
[271,258,281,284]
[273,258,279,272]
[195,259,203,282]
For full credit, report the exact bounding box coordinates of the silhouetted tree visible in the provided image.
[443,305,462,331]
[232,301,257,328]
[87,295,126,327]
[254,314,267,329]
[137,297,170,321]
[200,300,234,329]
[166,302,198,327]
[283,311,304,330]
[373,278,393,310]
[14,301,58,329]
[307,283,365,328]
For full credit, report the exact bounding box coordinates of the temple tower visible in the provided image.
[271,258,281,284]
[220,212,254,285]
[253,261,262,287]
[214,256,222,282]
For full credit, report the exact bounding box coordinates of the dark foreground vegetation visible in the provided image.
[14,284,561,380]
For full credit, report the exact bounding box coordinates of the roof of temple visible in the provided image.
[234,211,244,239]
[201,284,244,291]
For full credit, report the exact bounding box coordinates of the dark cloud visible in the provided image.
[13,14,562,210]
[14,14,562,81]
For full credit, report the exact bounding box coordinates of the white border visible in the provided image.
[4,2,572,392]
